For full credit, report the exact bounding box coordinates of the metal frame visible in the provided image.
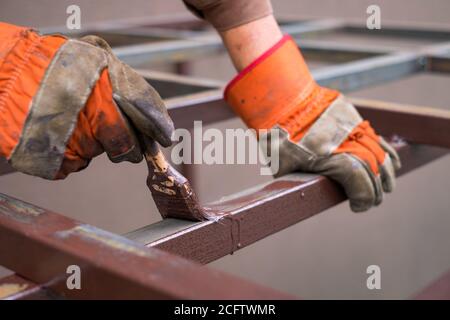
[1,15,450,299]
[0,193,292,299]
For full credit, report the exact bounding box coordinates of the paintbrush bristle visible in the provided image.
[146,163,210,221]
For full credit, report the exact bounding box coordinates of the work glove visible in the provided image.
[225,35,401,212]
[0,22,174,179]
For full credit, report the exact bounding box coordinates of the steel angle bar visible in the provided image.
[0,193,293,299]
[109,19,385,66]
[129,17,344,39]
[123,17,329,40]
[295,39,394,62]
[113,38,223,66]
[138,69,222,98]
[312,52,425,92]
[279,18,345,37]
[114,35,397,67]
[166,90,233,128]
[108,26,205,41]
[139,69,224,89]
[275,16,450,41]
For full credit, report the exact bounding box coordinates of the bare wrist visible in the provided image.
[220,15,283,71]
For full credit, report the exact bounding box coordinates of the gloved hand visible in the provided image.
[225,35,401,212]
[0,22,174,179]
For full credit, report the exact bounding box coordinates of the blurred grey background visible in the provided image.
[1,0,450,299]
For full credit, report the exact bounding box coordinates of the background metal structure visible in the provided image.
[1,15,450,299]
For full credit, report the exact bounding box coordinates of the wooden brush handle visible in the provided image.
[140,135,169,173]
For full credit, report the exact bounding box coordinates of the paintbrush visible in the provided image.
[139,135,209,221]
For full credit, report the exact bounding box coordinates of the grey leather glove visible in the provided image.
[2,28,174,179]
[263,95,401,212]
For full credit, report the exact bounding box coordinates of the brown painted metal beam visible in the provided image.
[427,55,450,74]
[351,97,450,149]
[0,193,293,299]
[0,274,57,300]
[127,142,448,264]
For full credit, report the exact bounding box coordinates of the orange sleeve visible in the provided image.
[0,22,66,158]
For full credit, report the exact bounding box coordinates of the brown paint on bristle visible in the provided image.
[141,137,211,221]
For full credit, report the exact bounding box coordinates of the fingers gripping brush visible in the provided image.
[140,135,209,221]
